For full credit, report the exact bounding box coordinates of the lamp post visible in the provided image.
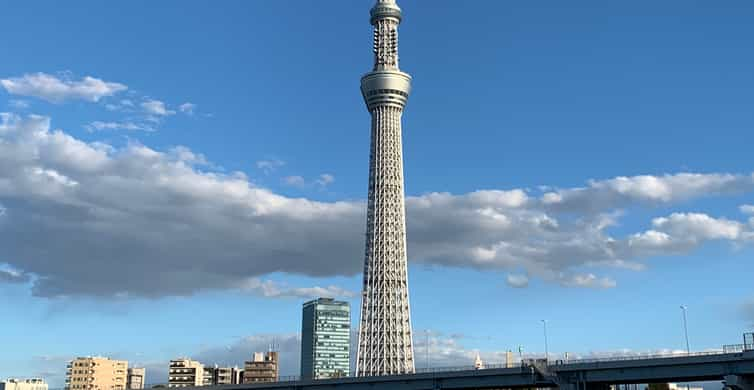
[425,329,431,370]
[541,320,549,362]
[680,305,690,354]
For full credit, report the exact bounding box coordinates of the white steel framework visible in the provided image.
[356,0,415,377]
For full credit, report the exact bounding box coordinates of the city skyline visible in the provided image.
[1,0,754,388]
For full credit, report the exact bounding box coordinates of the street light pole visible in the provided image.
[425,329,431,370]
[541,320,549,362]
[680,305,690,355]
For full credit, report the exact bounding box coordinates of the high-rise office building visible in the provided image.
[242,352,278,383]
[168,359,203,388]
[1,379,48,390]
[65,357,128,390]
[301,298,351,380]
[126,368,145,390]
[356,0,415,377]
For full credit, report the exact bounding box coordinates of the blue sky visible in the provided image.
[1,0,754,387]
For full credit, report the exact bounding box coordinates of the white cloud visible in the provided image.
[506,274,529,288]
[1,113,754,298]
[236,278,355,299]
[141,99,175,116]
[86,121,154,132]
[559,273,617,289]
[256,159,285,174]
[627,230,678,254]
[283,175,306,188]
[32,167,78,188]
[167,146,208,166]
[316,174,335,187]
[8,99,30,109]
[741,205,754,215]
[179,102,196,115]
[0,264,29,284]
[282,174,336,189]
[652,213,743,241]
[104,99,137,112]
[542,173,754,214]
[1,73,127,103]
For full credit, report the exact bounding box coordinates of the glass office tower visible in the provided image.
[301,298,351,380]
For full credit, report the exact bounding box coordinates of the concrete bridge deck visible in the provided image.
[186,350,754,390]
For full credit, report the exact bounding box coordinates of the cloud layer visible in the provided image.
[1,113,753,298]
[1,73,127,103]
[141,99,175,116]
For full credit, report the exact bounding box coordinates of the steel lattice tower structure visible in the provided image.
[356,0,415,377]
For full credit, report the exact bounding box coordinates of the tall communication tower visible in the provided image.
[355,0,415,377]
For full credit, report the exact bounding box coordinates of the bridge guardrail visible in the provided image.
[723,344,749,353]
[554,349,736,365]
[415,362,526,374]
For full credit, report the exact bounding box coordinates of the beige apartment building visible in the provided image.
[1,379,48,390]
[65,357,128,390]
[242,352,278,383]
[202,366,241,386]
[126,368,145,390]
[168,359,203,388]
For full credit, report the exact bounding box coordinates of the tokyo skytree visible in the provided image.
[356,0,415,377]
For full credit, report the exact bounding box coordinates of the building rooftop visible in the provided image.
[303,297,349,307]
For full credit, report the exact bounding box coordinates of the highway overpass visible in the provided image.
[183,349,754,390]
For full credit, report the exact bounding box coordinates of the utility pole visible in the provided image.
[680,305,690,390]
[425,329,431,370]
[541,320,549,363]
[680,305,690,354]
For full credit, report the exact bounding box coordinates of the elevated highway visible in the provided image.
[189,349,754,390]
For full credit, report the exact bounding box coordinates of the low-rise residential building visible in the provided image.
[214,366,241,385]
[200,366,241,386]
[66,357,128,390]
[168,359,203,388]
[126,368,145,390]
[505,350,516,368]
[243,352,278,383]
[1,379,48,390]
[201,367,214,387]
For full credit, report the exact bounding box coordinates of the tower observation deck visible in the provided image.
[356,0,415,378]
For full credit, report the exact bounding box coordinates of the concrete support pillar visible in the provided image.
[724,375,754,390]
